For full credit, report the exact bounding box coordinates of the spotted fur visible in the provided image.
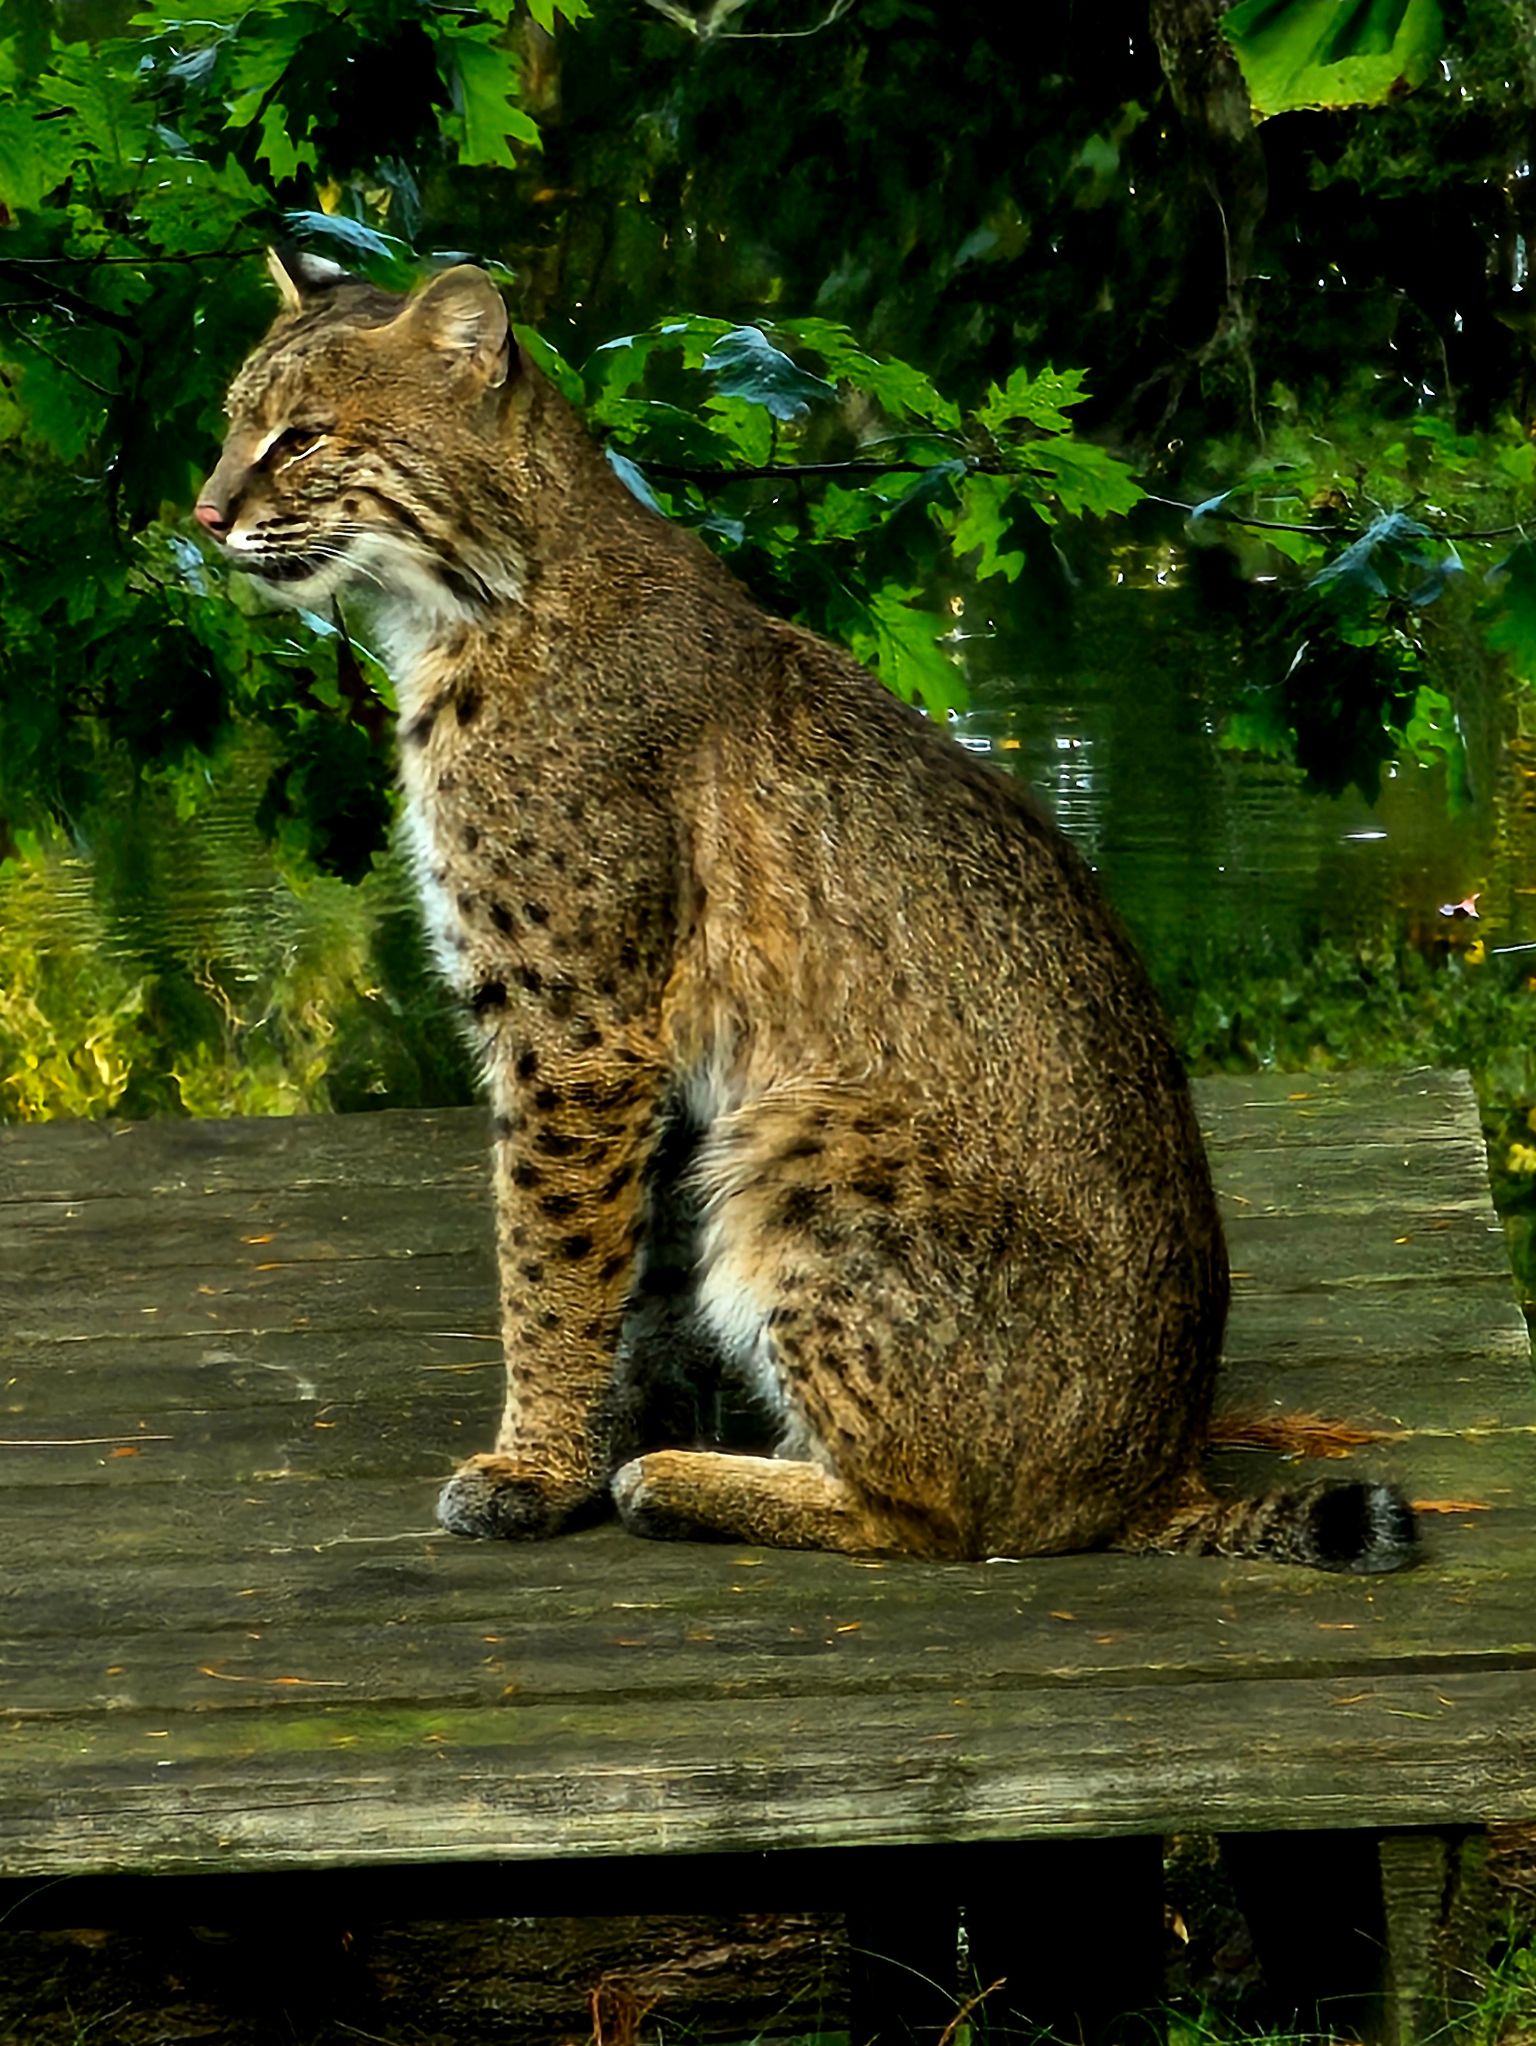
[198,261,1416,1574]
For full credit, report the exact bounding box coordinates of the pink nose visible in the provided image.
[194,500,227,533]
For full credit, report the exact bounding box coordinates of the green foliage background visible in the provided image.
[3,0,1536,1306]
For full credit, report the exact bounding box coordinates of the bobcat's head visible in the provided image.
[198,254,529,628]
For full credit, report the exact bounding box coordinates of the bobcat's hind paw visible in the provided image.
[437,1454,603,1540]
[611,1453,717,1542]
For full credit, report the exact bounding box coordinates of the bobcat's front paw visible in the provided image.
[437,1454,603,1540]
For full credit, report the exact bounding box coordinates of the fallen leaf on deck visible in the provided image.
[198,1666,346,1687]
[1208,1410,1403,1456]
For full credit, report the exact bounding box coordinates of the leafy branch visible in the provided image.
[1144,492,1532,544]
[637,454,1013,485]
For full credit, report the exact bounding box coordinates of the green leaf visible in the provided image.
[702,326,835,423]
[1220,695,1294,758]
[11,335,118,460]
[655,315,736,369]
[1485,541,1536,684]
[849,590,967,716]
[36,50,145,174]
[1495,440,1536,488]
[587,395,735,473]
[769,316,962,429]
[1262,527,1329,568]
[949,473,1027,583]
[1308,512,1433,604]
[699,391,774,467]
[605,447,663,514]
[975,364,1090,438]
[514,324,584,405]
[284,209,409,269]
[1401,678,1459,755]
[1017,439,1143,520]
[255,104,317,182]
[136,154,264,253]
[0,0,56,82]
[809,482,900,545]
[584,329,674,404]
[527,0,592,27]
[1222,0,1444,117]
[0,101,76,211]
[219,3,325,177]
[435,25,540,166]
[890,458,968,515]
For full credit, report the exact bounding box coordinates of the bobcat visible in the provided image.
[198,255,1415,1573]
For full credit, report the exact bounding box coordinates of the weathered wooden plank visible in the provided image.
[2,1405,1531,1507]
[6,1209,1523,1333]
[10,1266,1524,1410]
[0,1325,502,1397]
[1,1068,1530,1887]
[1376,1829,1496,2046]
[1192,1065,1479,1142]
[0,1181,495,1271]
[6,1335,1529,1474]
[1214,1134,1500,1218]
[1,1182,1511,1294]
[1214,1353,1536,1429]
[5,1510,1536,1708]
[6,1358,1529,1505]
[0,1109,488,1203]
[1222,1279,1530,1373]
[3,1664,1535,1876]
[3,1316,1532,1480]
[4,1254,497,1345]
[1224,1207,1515,1288]
[0,1066,1484,1204]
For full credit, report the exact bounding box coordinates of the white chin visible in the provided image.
[246,561,350,610]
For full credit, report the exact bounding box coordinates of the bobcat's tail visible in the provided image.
[1144,1478,1418,1574]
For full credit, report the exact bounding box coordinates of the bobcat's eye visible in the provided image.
[272,426,326,461]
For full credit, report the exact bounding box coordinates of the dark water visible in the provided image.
[965,581,1536,980]
[12,587,1533,973]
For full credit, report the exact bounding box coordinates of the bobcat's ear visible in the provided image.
[266,246,351,313]
[402,266,513,387]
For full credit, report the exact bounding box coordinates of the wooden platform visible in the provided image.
[2,1068,1534,2027]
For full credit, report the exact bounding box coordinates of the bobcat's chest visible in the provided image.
[391,640,521,994]
[388,635,647,1025]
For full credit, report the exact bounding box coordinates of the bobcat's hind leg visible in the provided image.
[612,1449,894,1553]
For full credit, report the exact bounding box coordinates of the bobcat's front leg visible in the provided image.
[438,1043,661,1539]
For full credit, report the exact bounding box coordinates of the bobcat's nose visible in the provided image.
[194,498,230,537]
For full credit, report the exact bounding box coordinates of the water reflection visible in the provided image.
[956,586,1536,979]
[3,570,1534,1183]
